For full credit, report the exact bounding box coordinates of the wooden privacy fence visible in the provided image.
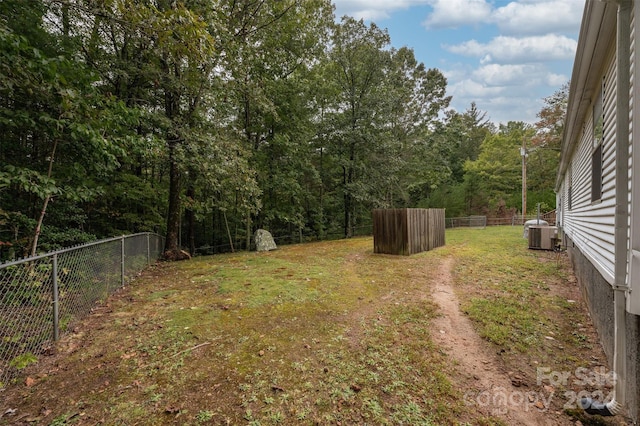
[373,208,445,255]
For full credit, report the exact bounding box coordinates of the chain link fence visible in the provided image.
[0,233,164,388]
[446,215,488,229]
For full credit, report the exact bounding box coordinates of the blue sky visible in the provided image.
[331,0,585,125]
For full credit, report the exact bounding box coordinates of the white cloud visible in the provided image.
[448,79,505,99]
[333,0,584,36]
[484,96,545,123]
[491,0,584,35]
[545,72,569,87]
[446,34,577,63]
[332,0,580,124]
[422,0,492,29]
[441,65,471,83]
[472,64,541,87]
[470,64,569,89]
[422,0,583,34]
[449,89,544,123]
[431,1,579,123]
[446,63,568,123]
[333,0,430,21]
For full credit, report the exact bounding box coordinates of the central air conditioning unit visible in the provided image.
[528,226,558,250]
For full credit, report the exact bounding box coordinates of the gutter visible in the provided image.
[581,0,631,416]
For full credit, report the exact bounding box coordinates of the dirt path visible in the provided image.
[431,258,562,426]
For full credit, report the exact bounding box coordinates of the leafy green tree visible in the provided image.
[0,0,134,256]
[72,0,248,257]
[151,2,217,257]
[69,0,172,238]
[445,103,493,183]
[527,83,568,211]
[464,121,534,215]
[532,83,568,151]
[321,17,394,237]
[411,103,492,215]
[380,47,451,207]
[217,0,334,243]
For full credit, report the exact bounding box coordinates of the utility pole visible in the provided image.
[520,138,528,224]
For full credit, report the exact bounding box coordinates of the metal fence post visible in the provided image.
[1,232,165,389]
[121,235,125,288]
[52,253,60,341]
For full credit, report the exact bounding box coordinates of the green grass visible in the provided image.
[1,226,611,425]
[14,236,460,425]
[440,227,563,352]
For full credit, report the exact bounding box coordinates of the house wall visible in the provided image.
[559,46,617,285]
[557,2,640,419]
[630,0,640,316]
[566,234,640,421]
[626,5,640,420]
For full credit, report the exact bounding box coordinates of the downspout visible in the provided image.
[582,0,631,416]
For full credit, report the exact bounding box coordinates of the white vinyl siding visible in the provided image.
[562,49,617,285]
[629,2,640,314]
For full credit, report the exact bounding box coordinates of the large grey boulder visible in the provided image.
[255,229,277,252]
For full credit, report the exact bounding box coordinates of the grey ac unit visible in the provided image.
[528,226,558,250]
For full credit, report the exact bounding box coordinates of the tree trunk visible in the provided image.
[319,146,324,239]
[164,140,182,255]
[186,185,196,256]
[343,165,352,238]
[245,213,251,250]
[224,211,234,253]
[343,142,356,238]
[30,195,51,258]
[30,139,58,257]
[160,52,190,261]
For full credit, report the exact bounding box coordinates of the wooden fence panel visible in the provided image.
[373,209,405,255]
[430,208,445,249]
[373,208,445,255]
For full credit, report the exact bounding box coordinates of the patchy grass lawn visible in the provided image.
[0,226,622,425]
[444,227,597,369]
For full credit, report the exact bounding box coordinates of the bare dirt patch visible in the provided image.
[432,233,631,426]
[432,257,566,425]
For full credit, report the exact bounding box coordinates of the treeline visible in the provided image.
[0,0,565,260]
